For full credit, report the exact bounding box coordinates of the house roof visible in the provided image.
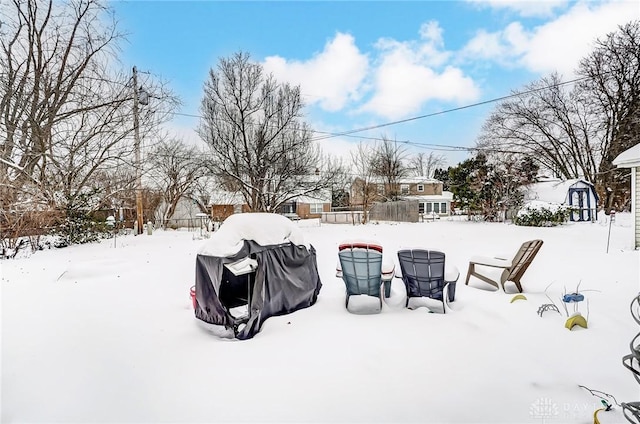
[397,177,442,184]
[401,191,454,202]
[293,193,331,204]
[209,191,245,206]
[613,143,640,168]
[355,176,442,184]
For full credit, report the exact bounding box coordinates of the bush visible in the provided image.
[514,202,572,227]
[50,212,111,247]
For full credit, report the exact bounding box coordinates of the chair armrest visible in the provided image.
[381,264,395,282]
[445,265,460,283]
[381,258,395,281]
[335,259,342,278]
[469,255,512,268]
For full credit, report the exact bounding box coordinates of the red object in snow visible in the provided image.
[190,285,196,309]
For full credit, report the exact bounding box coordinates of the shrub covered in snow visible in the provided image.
[514,201,572,227]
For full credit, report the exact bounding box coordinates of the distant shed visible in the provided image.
[524,178,599,222]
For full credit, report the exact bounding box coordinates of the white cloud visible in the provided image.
[519,1,640,76]
[262,32,369,112]
[460,1,639,76]
[315,137,361,163]
[361,21,480,120]
[160,120,206,149]
[466,0,570,18]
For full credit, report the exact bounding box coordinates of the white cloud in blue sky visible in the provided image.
[467,0,571,18]
[263,33,369,112]
[360,22,480,119]
[461,0,639,76]
[257,0,637,126]
[111,0,639,164]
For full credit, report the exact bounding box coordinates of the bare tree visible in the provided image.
[198,51,342,212]
[577,20,640,211]
[0,0,178,243]
[147,139,206,227]
[190,176,215,215]
[477,22,640,212]
[370,136,408,200]
[477,73,598,183]
[350,142,377,223]
[409,151,446,178]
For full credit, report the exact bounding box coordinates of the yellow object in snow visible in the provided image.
[565,314,588,330]
[510,294,527,303]
[593,407,604,424]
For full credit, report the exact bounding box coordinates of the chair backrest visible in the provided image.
[338,242,383,253]
[397,249,446,300]
[338,246,383,297]
[506,239,544,282]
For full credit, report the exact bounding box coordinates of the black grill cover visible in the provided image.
[194,239,322,340]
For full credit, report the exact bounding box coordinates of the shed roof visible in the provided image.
[524,179,597,204]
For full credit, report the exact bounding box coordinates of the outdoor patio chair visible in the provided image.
[464,239,544,293]
[396,249,459,313]
[336,242,394,314]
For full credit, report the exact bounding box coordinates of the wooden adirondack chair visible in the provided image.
[464,239,544,292]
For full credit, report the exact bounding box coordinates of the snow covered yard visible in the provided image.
[1,215,638,423]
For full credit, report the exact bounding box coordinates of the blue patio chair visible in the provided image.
[397,249,459,313]
[337,242,388,314]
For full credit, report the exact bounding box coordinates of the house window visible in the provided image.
[417,184,424,192]
[401,184,409,195]
[418,203,425,214]
[377,184,385,195]
[426,203,433,213]
[433,203,440,214]
[310,203,323,214]
[441,202,447,214]
[282,203,295,214]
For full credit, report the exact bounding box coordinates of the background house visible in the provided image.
[209,191,249,222]
[350,177,453,218]
[523,177,599,222]
[401,191,454,218]
[283,191,331,220]
[154,197,203,229]
[613,143,640,249]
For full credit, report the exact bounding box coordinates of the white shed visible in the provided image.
[523,178,599,222]
[613,143,640,249]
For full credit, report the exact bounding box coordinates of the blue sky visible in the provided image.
[111,0,640,167]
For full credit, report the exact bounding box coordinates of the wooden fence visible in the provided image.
[369,201,419,223]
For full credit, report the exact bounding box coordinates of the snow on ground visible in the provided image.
[1,214,638,423]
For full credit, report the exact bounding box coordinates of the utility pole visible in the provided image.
[133,66,143,235]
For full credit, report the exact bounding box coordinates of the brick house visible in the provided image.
[278,191,332,219]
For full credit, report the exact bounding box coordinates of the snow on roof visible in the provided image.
[356,176,442,184]
[290,188,332,204]
[613,143,640,168]
[209,191,245,206]
[198,213,306,257]
[402,191,453,202]
[524,179,594,204]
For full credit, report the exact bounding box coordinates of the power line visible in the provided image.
[309,75,592,141]
[166,73,592,150]
[0,72,600,158]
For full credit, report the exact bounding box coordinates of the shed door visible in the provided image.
[569,188,591,222]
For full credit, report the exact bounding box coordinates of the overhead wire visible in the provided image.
[163,73,594,153]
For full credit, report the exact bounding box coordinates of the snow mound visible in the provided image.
[198,213,306,257]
